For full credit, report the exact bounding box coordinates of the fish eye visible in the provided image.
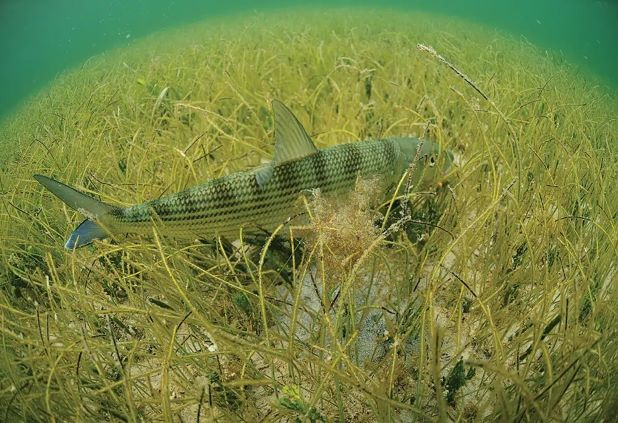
[429,155,436,167]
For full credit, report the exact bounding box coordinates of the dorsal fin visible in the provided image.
[272,100,318,164]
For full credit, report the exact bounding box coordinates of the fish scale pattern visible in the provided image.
[109,139,401,238]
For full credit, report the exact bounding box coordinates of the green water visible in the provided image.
[0,0,616,120]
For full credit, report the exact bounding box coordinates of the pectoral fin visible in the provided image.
[255,165,274,188]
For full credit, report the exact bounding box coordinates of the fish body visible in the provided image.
[35,101,452,249]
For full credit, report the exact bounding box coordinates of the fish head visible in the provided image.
[391,137,454,186]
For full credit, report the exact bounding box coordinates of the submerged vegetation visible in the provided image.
[1,9,617,421]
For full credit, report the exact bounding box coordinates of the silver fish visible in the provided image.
[34,100,452,249]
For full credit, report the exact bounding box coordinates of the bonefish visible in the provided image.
[34,100,452,249]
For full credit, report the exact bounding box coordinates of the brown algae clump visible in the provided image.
[299,176,384,281]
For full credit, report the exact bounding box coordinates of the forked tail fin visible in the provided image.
[33,174,119,249]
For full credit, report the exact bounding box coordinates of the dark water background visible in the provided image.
[1,0,616,120]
